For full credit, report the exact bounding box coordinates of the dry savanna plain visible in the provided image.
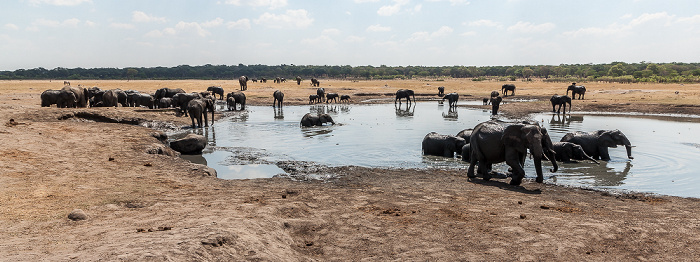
[1,78,700,261]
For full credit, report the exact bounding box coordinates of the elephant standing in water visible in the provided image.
[560,129,633,161]
[442,93,458,107]
[490,96,503,115]
[422,132,466,158]
[552,142,599,164]
[567,83,586,100]
[207,86,224,100]
[173,92,202,116]
[501,84,515,96]
[187,97,215,128]
[467,121,558,185]
[300,113,335,127]
[239,76,249,91]
[395,89,415,105]
[273,90,284,108]
[41,89,77,108]
[226,92,246,110]
[550,95,572,114]
[456,129,473,162]
[316,88,325,103]
[437,86,445,97]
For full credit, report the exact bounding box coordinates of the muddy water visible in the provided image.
[186,102,700,198]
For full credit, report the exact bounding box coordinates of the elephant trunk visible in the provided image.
[621,136,634,159]
[533,154,544,183]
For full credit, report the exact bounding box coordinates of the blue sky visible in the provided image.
[1,0,699,70]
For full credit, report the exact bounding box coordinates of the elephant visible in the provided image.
[123,90,140,107]
[311,78,320,87]
[340,95,350,103]
[281,78,287,82]
[300,113,335,127]
[87,87,105,107]
[560,129,634,161]
[316,88,325,103]
[261,77,267,83]
[437,86,445,97]
[461,144,471,162]
[274,77,281,83]
[273,90,284,108]
[456,128,472,141]
[502,84,515,96]
[158,97,173,109]
[395,89,415,105]
[226,91,246,110]
[482,98,489,105]
[154,87,185,101]
[326,93,339,103]
[467,120,558,185]
[552,142,599,164]
[296,76,302,85]
[187,97,215,128]
[422,132,467,158]
[490,91,500,98]
[206,86,224,100]
[251,78,258,83]
[442,93,459,107]
[115,89,128,107]
[41,89,77,108]
[490,96,503,115]
[102,89,119,107]
[173,92,202,116]
[239,76,249,91]
[456,129,473,161]
[309,95,320,104]
[133,93,155,109]
[61,85,89,108]
[550,95,572,114]
[567,83,586,100]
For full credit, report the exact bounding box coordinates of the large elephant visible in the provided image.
[442,93,458,107]
[157,97,173,109]
[61,85,89,108]
[273,90,284,108]
[421,132,467,158]
[316,88,325,103]
[467,120,558,185]
[226,91,246,110]
[206,86,224,100]
[552,142,599,164]
[501,84,516,96]
[173,92,202,116]
[154,87,185,101]
[395,89,415,105]
[326,93,339,103]
[300,113,335,127]
[133,93,155,109]
[566,83,586,100]
[102,89,120,107]
[490,96,503,115]
[560,129,633,161]
[456,128,472,141]
[296,76,302,85]
[187,97,215,128]
[311,78,320,87]
[437,86,445,97]
[41,89,77,108]
[123,90,140,107]
[239,76,248,91]
[550,95,572,114]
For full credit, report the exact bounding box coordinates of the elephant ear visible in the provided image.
[597,131,616,147]
[502,124,526,151]
[564,143,574,158]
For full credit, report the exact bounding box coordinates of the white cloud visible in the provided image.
[323,28,341,35]
[346,35,365,42]
[175,21,210,37]
[354,0,379,2]
[84,20,97,27]
[4,24,19,30]
[202,18,224,27]
[301,35,338,50]
[426,0,470,5]
[408,26,453,41]
[460,31,476,36]
[507,21,555,33]
[377,0,409,16]
[223,0,287,9]
[366,24,391,32]
[33,18,81,28]
[467,19,502,28]
[110,23,134,29]
[145,30,163,38]
[413,4,422,12]
[254,9,313,29]
[27,0,92,6]
[629,12,673,26]
[227,19,251,29]
[132,11,166,23]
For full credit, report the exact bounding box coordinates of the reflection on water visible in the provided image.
[442,107,458,120]
[395,103,415,117]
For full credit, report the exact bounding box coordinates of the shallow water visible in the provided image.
[182,102,700,198]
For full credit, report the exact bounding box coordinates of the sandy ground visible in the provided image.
[1,78,700,261]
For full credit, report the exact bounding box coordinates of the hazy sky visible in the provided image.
[1,0,699,70]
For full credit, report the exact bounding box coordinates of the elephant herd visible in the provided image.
[422,120,633,186]
[309,88,350,104]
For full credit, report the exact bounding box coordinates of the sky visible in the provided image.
[1,0,700,70]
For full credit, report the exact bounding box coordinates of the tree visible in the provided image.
[522,67,534,79]
[126,68,138,81]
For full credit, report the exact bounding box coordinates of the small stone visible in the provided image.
[67,209,88,221]
[144,163,152,167]
[108,157,114,161]
[519,214,527,219]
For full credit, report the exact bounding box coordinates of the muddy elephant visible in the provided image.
[422,132,467,158]
[552,142,599,164]
[502,84,516,96]
[567,83,586,100]
[442,93,459,107]
[61,85,89,108]
[340,95,350,103]
[395,89,415,105]
[490,96,503,115]
[206,86,224,100]
[326,93,339,103]
[41,89,77,108]
[300,113,335,127]
[187,97,215,128]
[226,91,246,110]
[157,97,173,109]
[133,93,155,109]
[273,90,284,108]
[239,76,249,91]
[467,120,558,185]
[550,95,572,114]
[456,128,472,141]
[560,129,633,161]
[102,89,120,107]
[173,92,202,116]
[154,87,185,101]
[311,78,320,87]
[437,86,445,97]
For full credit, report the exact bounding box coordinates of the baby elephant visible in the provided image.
[300,113,335,127]
[421,132,467,158]
[552,142,599,164]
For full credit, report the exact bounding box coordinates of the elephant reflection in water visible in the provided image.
[549,114,584,128]
[310,105,338,114]
[191,123,217,147]
[442,107,458,120]
[274,107,284,119]
[395,103,415,117]
[340,105,351,113]
[553,161,632,187]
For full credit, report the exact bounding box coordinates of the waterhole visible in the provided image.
[181,102,700,198]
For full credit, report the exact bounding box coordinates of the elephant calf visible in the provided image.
[300,113,335,127]
[187,97,215,128]
[560,129,633,161]
[421,132,467,158]
[552,142,599,164]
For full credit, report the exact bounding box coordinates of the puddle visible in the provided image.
[174,102,700,198]
[180,150,287,179]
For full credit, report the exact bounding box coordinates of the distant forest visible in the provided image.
[3,62,700,83]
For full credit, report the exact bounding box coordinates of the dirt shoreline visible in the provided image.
[1,79,699,261]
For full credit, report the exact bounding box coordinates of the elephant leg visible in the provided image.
[506,157,525,185]
[443,148,453,158]
[599,146,611,161]
[467,158,477,178]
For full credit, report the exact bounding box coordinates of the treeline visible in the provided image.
[3,62,700,83]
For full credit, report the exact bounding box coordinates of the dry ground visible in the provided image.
[1,78,700,261]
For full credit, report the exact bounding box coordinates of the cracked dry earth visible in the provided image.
[1,79,700,261]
